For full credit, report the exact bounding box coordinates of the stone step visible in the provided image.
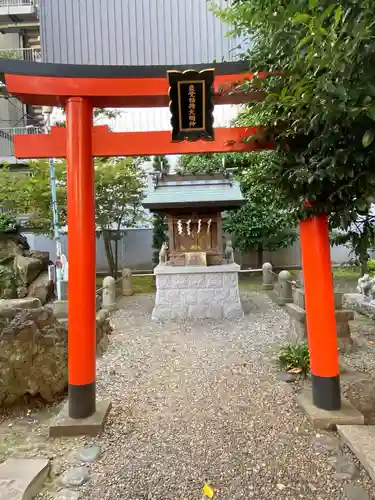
[0,458,49,500]
[338,425,375,483]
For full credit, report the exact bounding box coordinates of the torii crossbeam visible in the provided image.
[0,59,341,430]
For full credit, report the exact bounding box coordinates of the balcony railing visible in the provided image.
[0,48,41,62]
[0,126,42,158]
[0,0,38,7]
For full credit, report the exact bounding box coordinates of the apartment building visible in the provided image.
[0,0,42,165]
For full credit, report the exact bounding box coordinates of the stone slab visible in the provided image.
[338,425,375,483]
[0,458,49,500]
[49,399,111,438]
[296,389,364,429]
[285,303,306,322]
[343,484,371,500]
[294,288,343,310]
[154,263,240,275]
[0,298,42,312]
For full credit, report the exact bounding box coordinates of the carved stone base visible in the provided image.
[152,264,243,321]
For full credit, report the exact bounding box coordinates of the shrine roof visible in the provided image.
[142,174,244,210]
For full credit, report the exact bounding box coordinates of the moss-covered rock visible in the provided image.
[0,265,17,299]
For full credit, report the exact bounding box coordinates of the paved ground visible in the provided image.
[77,293,375,499]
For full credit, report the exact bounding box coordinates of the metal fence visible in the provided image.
[0,48,41,62]
[0,0,37,7]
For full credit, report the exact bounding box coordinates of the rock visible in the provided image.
[312,434,341,454]
[0,297,42,311]
[27,271,55,305]
[14,254,45,286]
[343,484,370,500]
[76,443,101,463]
[55,489,82,500]
[28,250,50,267]
[17,285,28,298]
[0,232,28,265]
[60,467,90,487]
[278,372,298,383]
[327,455,358,480]
[0,303,110,407]
[0,264,17,299]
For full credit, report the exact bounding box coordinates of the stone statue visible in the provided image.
[357,274,375,299]
[224,240,234,264]
[159,242,168,265]
[60,254,68,280]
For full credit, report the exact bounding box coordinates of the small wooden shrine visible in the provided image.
[143,172,244,266]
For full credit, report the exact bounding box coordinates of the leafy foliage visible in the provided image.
[214,0,375,268]
[278,343,310,376]
[331,213,375,274]
[0,213,18,233]
[0,162,67,234]
[367,259,375,275]
[179,152,297,264]
[0,158,147,276]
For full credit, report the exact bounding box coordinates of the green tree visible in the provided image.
[331,213,375,274]
[178,152,297,266]
[94,158,146,276]
[214,0,375,272]
[0,158,147,276]
[0,161,67,233]
[151,155,170,266]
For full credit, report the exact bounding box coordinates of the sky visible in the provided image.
[52,104,241,171]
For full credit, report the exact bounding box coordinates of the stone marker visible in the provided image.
[76,443,100,463]
[0,458,49,500]
[262,262,273,290]
[337,425,375,483]
[121,268,133,296]
[60,467,90,488]
[102,276,116,311]
[278,270,293,305]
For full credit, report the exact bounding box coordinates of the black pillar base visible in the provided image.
[68,382,96,419]
[311,374,341,411]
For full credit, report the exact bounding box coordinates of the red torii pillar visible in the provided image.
[1,59,341,423]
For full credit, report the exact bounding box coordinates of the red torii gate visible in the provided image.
[0,59,340,427]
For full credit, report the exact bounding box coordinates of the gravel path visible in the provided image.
[72,293,375,500]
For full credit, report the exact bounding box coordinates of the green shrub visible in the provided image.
[278,342,310,376]
[368,260,375,275]
[0,214,17,233]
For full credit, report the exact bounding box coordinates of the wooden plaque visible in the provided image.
[185,252,207,266]
[167,69,215,142]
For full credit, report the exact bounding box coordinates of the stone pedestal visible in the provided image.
[344,293,375,318]
[286,288,354,352]
[152,263,243,321]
